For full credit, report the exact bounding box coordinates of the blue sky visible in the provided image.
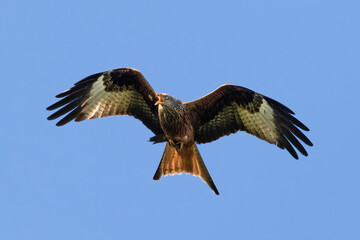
[1,0,359,239]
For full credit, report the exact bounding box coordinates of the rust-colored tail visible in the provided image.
[153,142,219,195]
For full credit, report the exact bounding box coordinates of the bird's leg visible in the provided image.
[173,142,184,152]
[168,139,175,148]
[168,139,184,152]
[176,142,184,151]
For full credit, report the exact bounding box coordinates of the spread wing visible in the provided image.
[186,85,313,159]
[47,68,163,135]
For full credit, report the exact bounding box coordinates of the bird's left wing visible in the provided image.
[47,68,163,135]
[185,85,313,159]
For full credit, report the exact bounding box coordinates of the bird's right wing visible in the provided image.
[47,68,163,135]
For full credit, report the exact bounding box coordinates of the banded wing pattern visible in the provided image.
[187,85,313,159]
[47,68,163,135]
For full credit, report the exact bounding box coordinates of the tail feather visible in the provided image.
[153,142,219,195]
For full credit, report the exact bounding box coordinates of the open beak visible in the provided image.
[155,93,164,106]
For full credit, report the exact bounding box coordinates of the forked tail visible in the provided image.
[153,142,219,195]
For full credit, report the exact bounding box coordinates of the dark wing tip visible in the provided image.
[47,115,56,121]
[291,151,299,160]
[290,150,299,160]
[303,126,310,131]
[55,91,69,98]
[264,95,312,158]
[289,116,310,131]
[55,120,67,127]
[265,96,312,132]
[46,70,108,126]
[277,136,299,159]
[265,96,295,115]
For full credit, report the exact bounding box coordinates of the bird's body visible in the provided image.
[156,94,195,149]
[153,93,219,193]
[47,68,313,195]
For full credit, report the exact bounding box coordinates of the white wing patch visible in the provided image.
[76,76,138,120]
[237,98,278,143]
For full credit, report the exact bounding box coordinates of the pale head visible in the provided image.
[155,93,182,107]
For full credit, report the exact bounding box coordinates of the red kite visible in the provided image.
[47,68,312,195]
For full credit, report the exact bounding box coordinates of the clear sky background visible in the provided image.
[1,0,359,239]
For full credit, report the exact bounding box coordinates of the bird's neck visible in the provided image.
[158,103,185,124]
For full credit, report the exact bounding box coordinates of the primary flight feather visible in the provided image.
[47,68,313,195]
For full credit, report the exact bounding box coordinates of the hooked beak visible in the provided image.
[155,93,164,106]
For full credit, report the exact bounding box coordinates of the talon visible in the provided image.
[168,139,175,148]
[168,140,184,152]
[174,142,184,152]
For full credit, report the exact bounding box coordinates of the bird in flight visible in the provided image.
[47,68,313,195]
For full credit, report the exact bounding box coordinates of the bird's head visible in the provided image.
[155,93,182,107]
